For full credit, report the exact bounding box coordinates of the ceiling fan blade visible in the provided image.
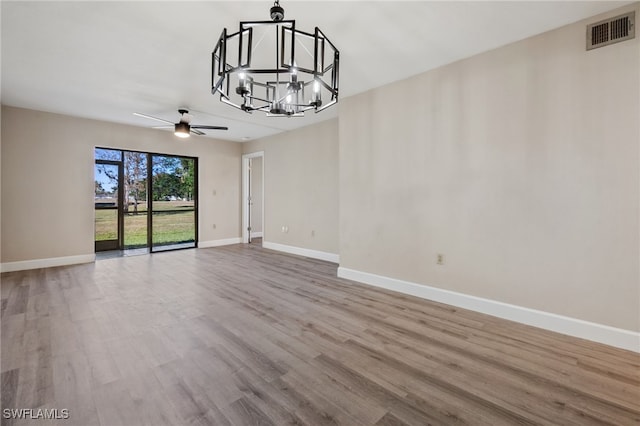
[191,125,229,131]
[190,129,206,136]
[133,112,174,125]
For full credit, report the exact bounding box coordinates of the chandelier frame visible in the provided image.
[211,7,339,117]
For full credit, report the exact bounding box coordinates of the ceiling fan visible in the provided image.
[133,109,228,138]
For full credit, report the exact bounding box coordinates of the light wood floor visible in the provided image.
[1,243,639,426]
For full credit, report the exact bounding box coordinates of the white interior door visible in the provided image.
[242,152,264,244]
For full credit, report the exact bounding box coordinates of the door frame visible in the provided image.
[242,151,264,244]
[94,158,124,252]
[149,153,199,252]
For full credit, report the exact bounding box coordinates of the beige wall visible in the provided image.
[244,119,339,254]
[0,106,3,264]
[1,106,242,263]
[339,5,639,331]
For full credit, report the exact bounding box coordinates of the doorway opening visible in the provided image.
[242,152,264,245]
[94,147,198,255]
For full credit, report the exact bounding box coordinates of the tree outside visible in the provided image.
[152,156,195,202]
[123,152,147,214]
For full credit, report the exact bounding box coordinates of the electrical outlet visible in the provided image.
[437,254,445,265]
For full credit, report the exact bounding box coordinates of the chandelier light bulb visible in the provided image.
[312,80,322,106]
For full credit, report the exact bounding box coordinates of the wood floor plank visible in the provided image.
[222,396,276,426]
[50,351,100,426]
[1,314,26,373]
[230,367,308,426]
[153,363,228,426]
[93,380,142,426]
[14,345,54,411]
[282,365,387,424]
[1,243,638,426]
[1,369,20,426]
[374,412,411,426]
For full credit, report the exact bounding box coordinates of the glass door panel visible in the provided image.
[95,162,120,251]
[123,152,148,249]
[151,155,197,251]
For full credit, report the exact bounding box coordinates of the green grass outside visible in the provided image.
[95,201,195,248]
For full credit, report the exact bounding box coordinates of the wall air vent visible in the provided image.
[587,11,635,50]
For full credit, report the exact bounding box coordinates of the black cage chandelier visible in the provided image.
[211,0,339,117]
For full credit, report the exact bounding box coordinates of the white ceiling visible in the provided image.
[1,1,631,142]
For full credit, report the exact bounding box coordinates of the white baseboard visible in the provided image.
[337,267,640,353]
[198,237,242,248]
[263,241,339,263]
[251,232,263,239]
[1,254,96,273]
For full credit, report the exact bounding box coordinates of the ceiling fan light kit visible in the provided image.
[211,0,340,117]
[133,109,228,138]
[174,122,190,138]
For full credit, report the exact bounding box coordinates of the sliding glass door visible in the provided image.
[150,155,197,251]
[94,148,197,253]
